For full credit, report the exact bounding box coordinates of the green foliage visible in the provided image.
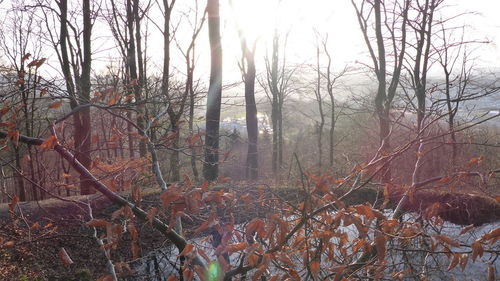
[19,275,42,281]
[71,269,92,281]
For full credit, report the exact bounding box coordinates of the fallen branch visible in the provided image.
[0,131,205,269]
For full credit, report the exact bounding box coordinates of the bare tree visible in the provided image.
[351,0,410,182]
[203,0,222,181]
[433,22,492,166]
[263,30,294,176]
[0,0,44,201]
[176,4,206,182]
[320,35,348,169]
[104,0,147,159]
[314,40,325,170]
[45,0,95,194]
[127,0,148,157]
[168,3,206,182]
[406,0,441,132]
[230,0,259,180]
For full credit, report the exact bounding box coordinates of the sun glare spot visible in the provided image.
[205,261,222,281]
[229,0,300,42]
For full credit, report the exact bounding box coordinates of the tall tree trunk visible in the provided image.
[270,33,279,175]
[126,0,136,159]
[271,102,278,174]
[161,0,175,179]
[329,107,335,167]
[315,45,325,171]
[161,0,171,106]
[188,52,199,181]
[411,0,435,183]
[170,121,181,182]
[79,0,93,194]
[133,0,147,157]
[373,0,390,183]
[127,111,135,158]
[327,73,335,169]
[244,49,258,180]
[322,39,336,168]
[57,0,93,194]
[13,147,26,201]
[229,0,258,179]
[203,0,222,181]
[127,0,147,157]
[278,103,283,170]
[18,63,36,201]
[352,0,409,183]
[27,71,39,200]
[443,69,457,165]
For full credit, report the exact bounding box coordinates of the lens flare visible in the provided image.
[205,261,222,281]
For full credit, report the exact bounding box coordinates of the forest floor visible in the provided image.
[0,184,499,281]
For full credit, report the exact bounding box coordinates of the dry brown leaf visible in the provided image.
[8,195,19,215]
[58,248,74,266]
[4,241,15,247]
[166,276,179,281]
[310,260,321,278]
[178,244,194,257]
[459,224,475,235]
[96,275,114,281]
[252,266,267,281]
[183,268,194,281]
[40,136,58,149]
[375,233,387,262]
[488,263,496,281]
[48,102,62,109]
[146,207,158,225]
[434,234,460,248]
[225,242,248,254]
[447,253,460,271]
[459,254,468,272]
[471,241,484,262]
[86,219,111,227]
[128,223,139,241]
[131,241,141,259]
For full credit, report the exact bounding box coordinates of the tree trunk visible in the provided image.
[271,102,278,174]
[133,0,147,157]
[78,0,94,195]
[444,69,457,166]
[188,54,199,181]
[378,109,391,182]
[126,0,146,157]
[13,146,26,201]
[127,111,135,158]
[328,80,335,169]
[329,110,335,167]
[315,45,325,171]
[188,66,199,181]
[170,122,181,182]
[57,0,93,195]
[19,65,38,200]
[373,0,390,183]
[161,0,171,109]
[270,33,280,175]
[278,100,283,171]
[244,50,258,180]
[203,0,223,181]
[353,0,409,183]
[322,39,336,169]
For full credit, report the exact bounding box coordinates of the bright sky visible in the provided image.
[190,0,500,84]
[1,0,499,87]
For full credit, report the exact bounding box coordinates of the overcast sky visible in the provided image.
[1,0,499,85]
[167,0,500,84]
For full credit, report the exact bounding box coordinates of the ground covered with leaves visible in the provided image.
[0,184,499,280]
